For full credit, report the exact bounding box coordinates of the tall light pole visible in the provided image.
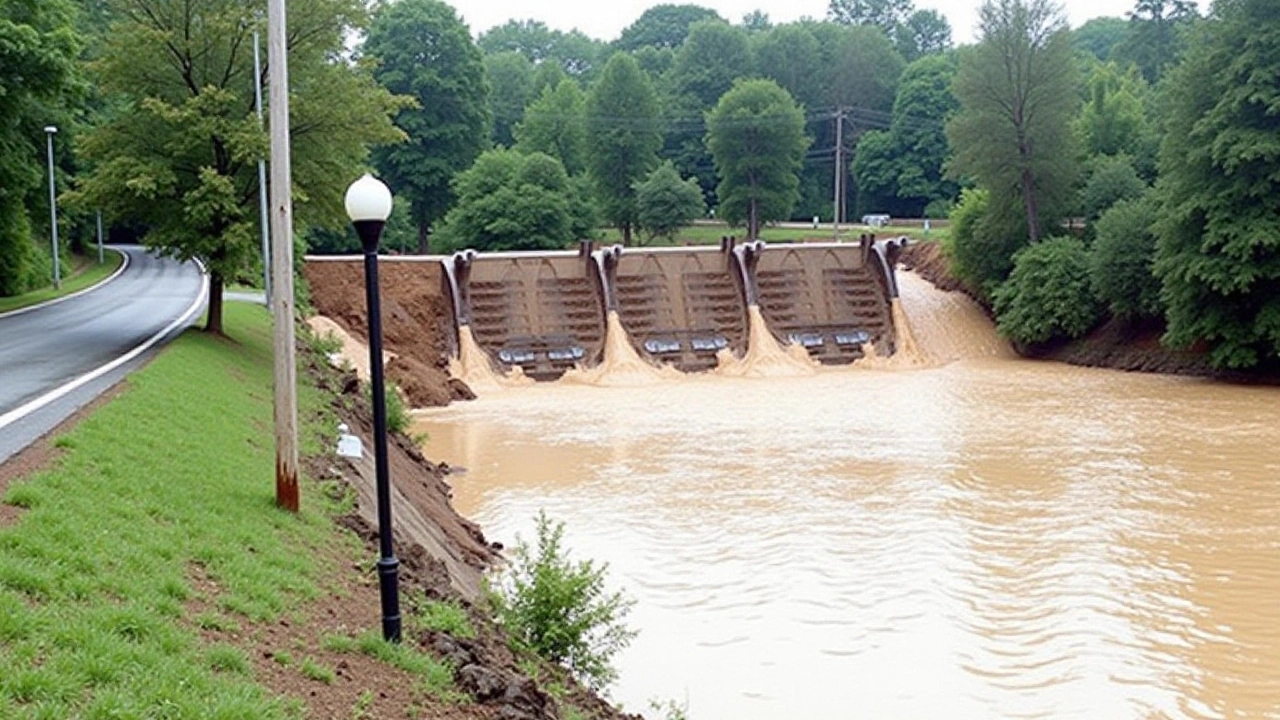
[345,174,401,643]
[253,29,271,304]
[44,126,60,289]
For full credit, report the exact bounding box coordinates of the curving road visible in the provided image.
[0,245,207,463]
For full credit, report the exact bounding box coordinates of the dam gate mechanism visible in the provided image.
[315,236,909,382]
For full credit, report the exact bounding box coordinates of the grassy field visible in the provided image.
[0,250,125,314]
[0,302,351,717]
[598,222,948,247]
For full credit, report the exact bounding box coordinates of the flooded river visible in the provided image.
[412,273,1280,719]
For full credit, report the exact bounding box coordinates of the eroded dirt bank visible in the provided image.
[304,259,473,407]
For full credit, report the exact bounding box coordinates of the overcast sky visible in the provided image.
[454,0,1159,45]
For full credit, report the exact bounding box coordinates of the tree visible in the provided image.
[751,23,824,111]
[615,4,725,51]
[1153,0,1280,368]
[1080,154,1146,221]
[633,161,706,243]
[706,79,809,238]
[516,80,588,175]
[827,0,913,33]
[852,54,958,217]
[585,53,662,246]
[1074,61,1152,161]
[1091,193,1162,318]
[944,187,1029,297]
[74,0,401,333]
[365,0,489,253]
[993,237,1101,345]
[894,9,952,60]
[1073,16,1131,61]
[0,0,80,296]
[484,51,533,147]
[435,149,575,252]
[478,19,558,60]
[947,0,1078,244]
[742,10,772,31]
[1117,0,1198,83]
[665,20,753,200]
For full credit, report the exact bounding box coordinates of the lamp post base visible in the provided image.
[378,556,401,643]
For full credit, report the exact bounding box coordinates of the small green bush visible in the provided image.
[366,381,410,434]
[944,187,1029,299]
[490,512,636,691]
[412,597,476,639]
[1090,194,1162,318]
[993,237,1102,345]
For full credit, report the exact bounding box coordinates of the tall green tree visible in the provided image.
[827,0,912,33]
[436,149,575,253]
[1116,0,1198,83]
[852,54,958,216]
[894,9,952,60]
[947,0,1078,244]
[1074,61,1152,161]
[615,4,724,51]
[484,51,534,147]
[1073,16,1130,61]
[366,0,489,253]
[74,0,401,333]
[1153,0,1280,368]
[478,19,558,60]
[706,79,809,238]
[0,0,80,296]
[516,80,588,176]
[664,20,752,199]
[585,53,662,246]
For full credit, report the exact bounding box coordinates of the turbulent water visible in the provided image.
[413,272,1280,719]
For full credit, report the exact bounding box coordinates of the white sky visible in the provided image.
[454,0,1153,45]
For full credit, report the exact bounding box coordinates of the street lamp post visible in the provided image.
[344,174,401,643]
[44,126,60,289]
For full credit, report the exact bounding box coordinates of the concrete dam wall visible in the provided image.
[306,236,908,381]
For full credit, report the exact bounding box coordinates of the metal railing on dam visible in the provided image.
[305,236,908,381]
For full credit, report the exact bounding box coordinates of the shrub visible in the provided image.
[1080,154,1146,222]
[944,187,1029,299]
[993,236,1101,345]
[1090,194,1162,318]
[366,381,410,434]
[490,511,636,691]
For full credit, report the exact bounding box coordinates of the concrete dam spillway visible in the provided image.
[308,236,909,381]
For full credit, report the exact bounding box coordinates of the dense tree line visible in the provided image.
[3,0,1277,371]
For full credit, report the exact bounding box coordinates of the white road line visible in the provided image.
[0,247,131,319]
[0,270,209,432]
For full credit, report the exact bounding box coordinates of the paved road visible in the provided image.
[0,246,207,463]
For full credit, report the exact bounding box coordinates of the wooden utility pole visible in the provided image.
[833,108,845,240]
[267,0,299,512]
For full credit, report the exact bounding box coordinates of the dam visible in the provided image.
[307,236,909,380]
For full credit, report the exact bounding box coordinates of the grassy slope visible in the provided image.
[0,250,126,314]
[0,302,365,718]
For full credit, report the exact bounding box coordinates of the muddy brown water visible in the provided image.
[412,273,1280,719]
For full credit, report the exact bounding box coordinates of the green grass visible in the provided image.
[0,249,126,314]
[326,631,461,701]
[299,656,336,684]
[409,597,476,639]
[0,301,339,718]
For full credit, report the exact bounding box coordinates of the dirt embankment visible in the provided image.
[300,346,638,720]
[305,260,474,407]
[900,241,1278,382]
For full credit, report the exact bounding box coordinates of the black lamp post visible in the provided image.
[344,174,401,643]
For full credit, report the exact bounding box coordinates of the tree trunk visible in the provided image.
[417,223,429,254]
[1020,168,1041,241]
[205,271,224,335]
[622,222,632,247]
[748,201,759,240]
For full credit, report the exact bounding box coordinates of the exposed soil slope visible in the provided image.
[305,260,473,407]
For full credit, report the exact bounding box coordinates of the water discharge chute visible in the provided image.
[432,237,911,381]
